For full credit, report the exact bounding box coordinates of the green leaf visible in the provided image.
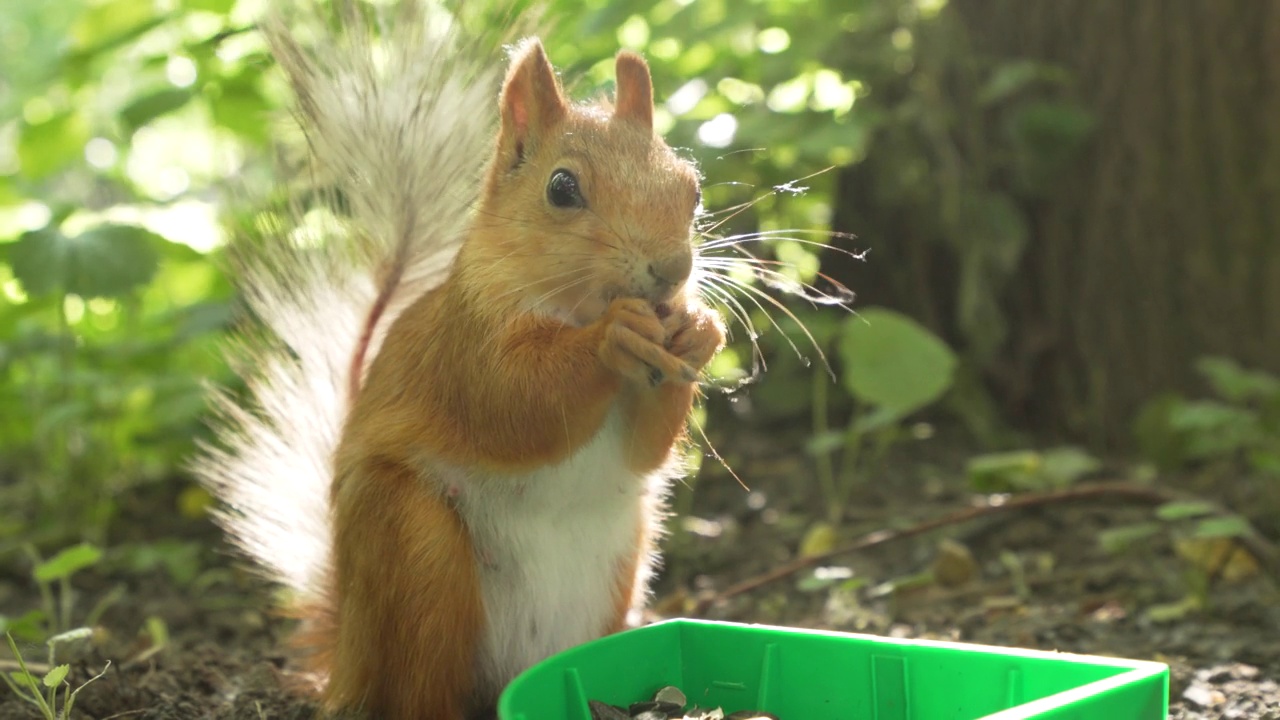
[966,449,1038,492]
[1133,393,1191,471]
[0,178,22,207]
[804,429,845,456]
[120,89,194,132]
[978,60,1069,105]
[1144,596,1201,623]
[144,616,169,648]
[34,400,92,441]
[1038,446,1101,487]
[1165,400,1261,459]
[1010,101,1096,152]
[850,405,902,434]
[1156,500,1217,521]
[209,73,271,144]
[1098,522,1162,554]
[838,307,956,418]
[1191,516,1252,540]
[1166,400,1253,431]
[968,446,1098,492]
[33,543,102,583]
[0,610,47,642]
[1007,101,1096,194]
[1249,449,1280,476]
[17,111,90,180]
[9,224,161,298]
[42,665,69,688]
[1195,356,1280,404]
[582,6,632,37]
[182,0,235,12]
[70,0,155,50]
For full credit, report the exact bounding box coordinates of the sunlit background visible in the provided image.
[2,0,1278,714]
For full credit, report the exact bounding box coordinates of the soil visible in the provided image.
[2,419,1277,719]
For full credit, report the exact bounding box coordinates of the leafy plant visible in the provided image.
[0,543,116,643]
[966,446,1101,492]
[808,307,957,522]
[1135,357,1280,476]
[2,629,109,720]
[1100,498,1259,618]
[0,0,242,543]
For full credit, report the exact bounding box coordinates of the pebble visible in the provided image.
[588,685,780,720]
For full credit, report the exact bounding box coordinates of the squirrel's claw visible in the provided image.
[662,302,726,377]
[599,298,698,386]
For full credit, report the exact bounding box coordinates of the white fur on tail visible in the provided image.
[193,0,508,605]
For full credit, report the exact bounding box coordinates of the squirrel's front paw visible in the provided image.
[599,298,698,385]
[662,302,726,374]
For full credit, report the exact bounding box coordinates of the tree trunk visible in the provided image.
[836,1,1280,445]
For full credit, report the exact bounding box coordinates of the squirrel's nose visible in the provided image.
[647,251,693,293]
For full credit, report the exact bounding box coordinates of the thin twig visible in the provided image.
[691,481,1280,615]
[0,659,50,674]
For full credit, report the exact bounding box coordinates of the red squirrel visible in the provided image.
[197,2,726,717]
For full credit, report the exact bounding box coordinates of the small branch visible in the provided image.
[0,659,50,675]
[690,481,1280,615]
[198,25,257,48]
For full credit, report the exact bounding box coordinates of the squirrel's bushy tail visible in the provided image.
[193,0,514,666]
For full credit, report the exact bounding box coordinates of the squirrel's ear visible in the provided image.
[613,50,653,132]
[499,38,566,166]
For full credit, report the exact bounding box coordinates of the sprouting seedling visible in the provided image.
[2,629,110,720]
[24,542,105,637]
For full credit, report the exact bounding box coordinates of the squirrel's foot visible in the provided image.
[599,298,698,385]
[662,302,726,375]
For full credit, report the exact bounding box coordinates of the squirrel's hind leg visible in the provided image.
[328,458,484,720]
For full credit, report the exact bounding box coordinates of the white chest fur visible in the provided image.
[443,410,674,700]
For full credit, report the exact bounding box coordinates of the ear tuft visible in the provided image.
[613,50,653,131]
[499,38,567,166]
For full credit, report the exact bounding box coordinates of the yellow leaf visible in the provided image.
[798,521,837,558]
[1173,537,1259,582]
[177,485,214,519]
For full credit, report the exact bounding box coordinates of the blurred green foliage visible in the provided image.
[808,307,956,521]
[1136,358,1280,478]
[1,0,1087,543]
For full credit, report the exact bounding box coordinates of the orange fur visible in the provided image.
[327,458,483,718]
[609,535,643,633]
[305,39,727,719]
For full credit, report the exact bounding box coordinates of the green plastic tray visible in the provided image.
[498,619,1169,720]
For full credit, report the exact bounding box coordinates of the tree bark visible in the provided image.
[835,0,1280,444]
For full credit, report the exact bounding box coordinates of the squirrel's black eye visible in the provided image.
[694,187,703,208]
[546,169,584,209]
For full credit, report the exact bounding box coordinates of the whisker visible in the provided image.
[698,228,857,247]
[687,402,748,492]
[696,198,759,221]
[696,280,765,378]
[714,147,767,158]
[529,273,595,310]
[698,232,865,263]
[703,270,836,380]
[699,166,837,236]
[697,257,854,307]
[490,265,590,304]
[700,271,801,373]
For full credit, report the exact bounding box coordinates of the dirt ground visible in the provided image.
[2,421,1277,719]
